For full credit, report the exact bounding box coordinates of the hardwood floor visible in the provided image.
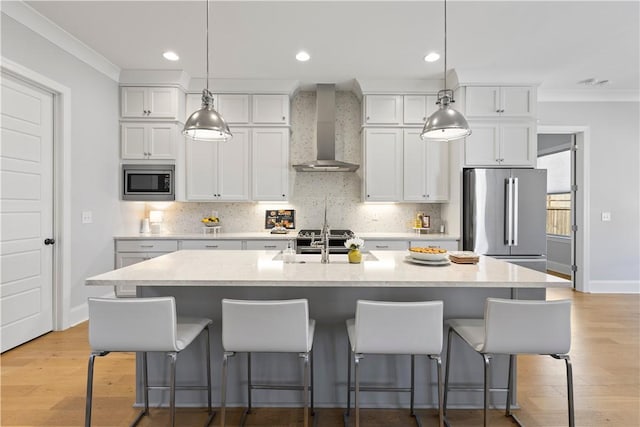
[1,288,638,426]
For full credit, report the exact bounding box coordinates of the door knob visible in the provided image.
[44,238,56,245]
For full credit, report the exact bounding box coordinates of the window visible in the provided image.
[537,150,571,237]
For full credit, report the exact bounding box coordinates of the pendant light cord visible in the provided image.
[206,0,210,92]
[443,0,447,89]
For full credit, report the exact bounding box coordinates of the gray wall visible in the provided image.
[538,101,640,284]
[1,15,140,311]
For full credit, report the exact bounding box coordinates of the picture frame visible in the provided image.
[265,209,296,229]
[421,214,431,229]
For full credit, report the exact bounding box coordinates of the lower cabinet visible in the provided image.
[180,240,243,250]
[365,240,409,252]
[114,239,178,297]
[245,240,289,251]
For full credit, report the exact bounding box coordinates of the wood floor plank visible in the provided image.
[1,288,638,426]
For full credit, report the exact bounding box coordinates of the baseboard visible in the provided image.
[589,280,640,294]
[69,302,88,326]
[547,261,571,276]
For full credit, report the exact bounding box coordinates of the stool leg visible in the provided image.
[221,352,234,427]
[430,355,444,427]
[346,344,352,418]
[310,348,315,416]
[410,354,416,417]
[247,352,252,414]
[168,352,178,427]
[204,326,215,426]
[483,354,492,427]
[354,353,363,427]
[443,327,454,416]
[85,353,97,427]
[552,354,575,427]
[506,354,515,417]
[142,352,149,416]
[300,352,310,427]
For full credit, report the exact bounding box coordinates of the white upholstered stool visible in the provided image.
[344,300,444,427]
[85,297,215,427]
[444,298,574,427]
[220,298,315,427]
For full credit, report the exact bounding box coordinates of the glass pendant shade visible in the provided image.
[183,90,232,142]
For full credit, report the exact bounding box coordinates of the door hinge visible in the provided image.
[571,224,578,232]
[571,264,578,272]
[571,145,578,152]
[571,184,578,192]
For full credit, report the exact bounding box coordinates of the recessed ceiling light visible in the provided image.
[163,51,180,61]
[296,51,310,62]
[424,52,440,62]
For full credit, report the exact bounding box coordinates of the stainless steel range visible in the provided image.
[296,229,354,254]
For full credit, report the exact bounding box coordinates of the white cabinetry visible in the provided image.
[252,128,289,201]
[464,121,535,167]
[252,95,290,124]
[121,122,177,160]
[363,128,403,201]
[465,86,535,118]
[121,87,180,120]
[186,128,250,201]
[114,240,178,297]
[364,95,403,125]
[403,129,449,202]
[403,95,437,125]
[365,240,408,251]
[245,240,289,250]
[217,94,250,124]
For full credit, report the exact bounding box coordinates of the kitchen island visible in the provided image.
[86,250,570,410]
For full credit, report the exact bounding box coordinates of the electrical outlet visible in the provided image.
[601,212,611,222]
[82,211,93,224]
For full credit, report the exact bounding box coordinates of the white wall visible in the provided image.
[1,14,141,317]
[538,101,640,290]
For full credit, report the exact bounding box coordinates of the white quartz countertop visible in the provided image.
[114,232,459,241]
[87,250,568,289]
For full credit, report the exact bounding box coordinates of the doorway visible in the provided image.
[1,72,55,352]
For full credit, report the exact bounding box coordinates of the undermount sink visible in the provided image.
[272,253,378,264]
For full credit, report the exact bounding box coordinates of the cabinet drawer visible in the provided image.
[245,240,288,251]
[116,240,178,252]
[180,240,242,250]
[410,240,459,251]
[366,240,408,251]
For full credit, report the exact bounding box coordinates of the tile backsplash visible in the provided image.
[156,91,442,234]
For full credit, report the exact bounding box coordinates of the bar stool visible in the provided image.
[344,300,444,427]
[444,297,574,427]
[220,298,315,427]
[85,297,215,427]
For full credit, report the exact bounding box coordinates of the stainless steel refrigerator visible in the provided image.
[463,168,547,272]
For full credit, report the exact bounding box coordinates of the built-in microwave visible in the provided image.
[122,164,175,201]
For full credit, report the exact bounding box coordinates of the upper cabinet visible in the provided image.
[464,121,536,167]
[403,95,438,125]
[121,122,178,160]
[121,87,182,120]
[403,129,449,202]
[363,128,403,201]
[251,128,290,201]
[364,95,403,125]
[217,94,250,124]
[465,86,535,118]
[252,95,290,125]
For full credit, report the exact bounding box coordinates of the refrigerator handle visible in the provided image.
[513,177,519,246]
[505,178,513,245]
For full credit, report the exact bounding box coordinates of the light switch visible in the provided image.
[601,212,611,222]
[82,211,93,224]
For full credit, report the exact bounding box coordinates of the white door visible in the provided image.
[1,73,54,352]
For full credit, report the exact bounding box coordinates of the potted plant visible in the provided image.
[344,237,365,264]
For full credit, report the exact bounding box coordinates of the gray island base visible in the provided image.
[85,250,570,410]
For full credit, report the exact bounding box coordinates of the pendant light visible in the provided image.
[183,0,232,142]
[420,0,471,142]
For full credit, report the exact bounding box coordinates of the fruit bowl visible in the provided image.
[201,217,221,227]
[409,247,448,261]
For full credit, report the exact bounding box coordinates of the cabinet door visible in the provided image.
[121,87,147,118]
[364,129,403,201]
[364,95,403,125]
[425,139,449,201]
[365,240,408,251]
[500,122,535,166]
[115,251,167,297]
[403,95,428,124]
[180,240,242,250]
[252,128,289,201]
[252,95,289,124]
[464,123,500,166]
[500,87,535,117]
[186,138,218,200]
[465,87,500,117]
[147,124,176,159]
[218,128,250,201]
[121,123,147,159]
[403,129,427,201]
[147,87,178,119]
[185,93,203,122]
[217,94,250,124]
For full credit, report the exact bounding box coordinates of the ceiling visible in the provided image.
[23,0,640,97]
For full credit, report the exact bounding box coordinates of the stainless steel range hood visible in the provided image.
[293,84,360,172]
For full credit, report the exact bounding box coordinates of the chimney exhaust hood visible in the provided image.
[293,84,360,172]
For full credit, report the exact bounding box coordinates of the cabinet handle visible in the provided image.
[422,117,426,121]
[376,245,389,249]
[264,245,277,249]
[367,194,370,198]
[282,194,286,198]
[282,116,286,121]
[366,116,370,121]
[205,245,219,248]
[139,245,154,248]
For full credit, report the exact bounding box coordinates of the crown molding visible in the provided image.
[1,0,120,81]
[538,89,639,103]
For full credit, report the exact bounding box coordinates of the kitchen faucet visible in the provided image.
[311,198,330,264]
